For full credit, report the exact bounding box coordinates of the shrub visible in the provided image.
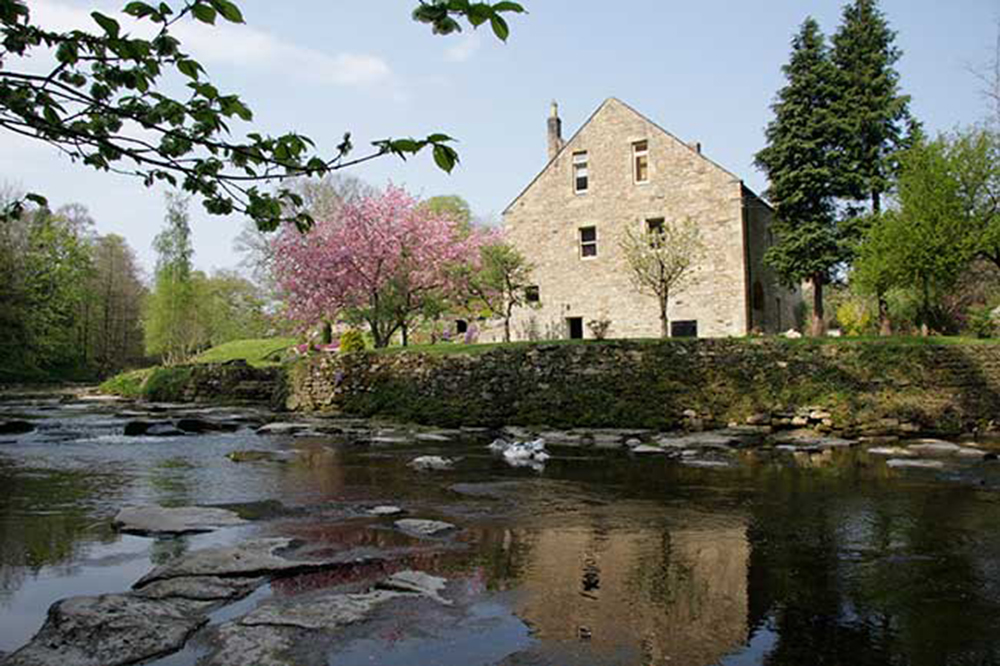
[588,317,612,340]
[968,305,1000,339]
[836,299,875,337]
[339,329,367,353]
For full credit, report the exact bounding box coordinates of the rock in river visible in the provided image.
[134,538,339,587]
[1,593,211,666]
[0,420,34,435]
[408,456,454,471]
[114,505,247,536]
[394,518,456,536]
[886,459,946,470]
[367,505,404,516]
[378,570,452,606]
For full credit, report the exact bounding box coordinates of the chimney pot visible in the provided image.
[547,101,564,160]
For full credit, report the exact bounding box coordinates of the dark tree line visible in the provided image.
[0,188,146,381]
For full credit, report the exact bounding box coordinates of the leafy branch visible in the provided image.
[0,0,525,230]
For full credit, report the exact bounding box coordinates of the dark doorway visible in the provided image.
[456,320,468,334]
[567,317,584,340]
[671,320,698,338]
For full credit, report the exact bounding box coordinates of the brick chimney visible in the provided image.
[688,141,702,154]
[547,101,563,160]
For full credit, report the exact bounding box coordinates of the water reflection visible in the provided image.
[0,460,121,603]
[494,517,749,665]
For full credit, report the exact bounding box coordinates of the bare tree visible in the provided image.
[967,19,1000,127]
[619,219,705,338]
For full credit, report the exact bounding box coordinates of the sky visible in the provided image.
[1,0,997,274]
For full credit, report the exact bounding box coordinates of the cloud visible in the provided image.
[28,0,392,87]
[445,33,482,63]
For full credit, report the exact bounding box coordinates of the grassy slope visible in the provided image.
[191,337,296,367]
[100,337,295,398]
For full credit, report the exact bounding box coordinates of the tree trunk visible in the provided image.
[503,302,512,343]
[659,294,669,339]
[401,322,408,347]
[811,276,826,337]
[878,292,892,337]
[872,190,881,216]
[921,275,931,337]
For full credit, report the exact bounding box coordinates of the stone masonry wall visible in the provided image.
[287,341,1000,437]
[501,98,802,341]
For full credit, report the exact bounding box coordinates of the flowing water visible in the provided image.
[2,391,1000,665]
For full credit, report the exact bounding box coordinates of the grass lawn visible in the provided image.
[191,337,297,367]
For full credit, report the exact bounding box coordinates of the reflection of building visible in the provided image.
[512,518,749,665]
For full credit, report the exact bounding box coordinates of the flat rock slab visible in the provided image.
[415,433,452,442]
[681,459,734,469]
[114,506,247,535]
[367,505,404,516]
[199,570,452,666]
[868,446,916,457]
[200,623,298,666]
[394,519,456,536]
[379,570,452,606]
[408,456,454,471]
[134,576,265,602]
[887,459,946,470]
[240,589,406,630]
[256,422,314,435]
[630,445,671,455]
[906,440,991,459]
[2,593,210,666]
[135,538,336,587]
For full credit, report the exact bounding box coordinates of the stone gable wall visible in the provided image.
[502,99,797,341]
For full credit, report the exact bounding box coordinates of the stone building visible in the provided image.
[497,98,800,341]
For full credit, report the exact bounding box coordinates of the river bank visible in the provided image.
[101,338,1000,440]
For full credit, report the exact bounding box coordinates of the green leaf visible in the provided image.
[56,42,79,64]
[490,14,509,41]
[177,59,201,80]
[191,3,217,24]
[91,11,121,38]
[210,0,244,23]
[426,133,453,143]
[123,2,158,19]
[433,144,459,173]
[390,139,421,154]
[492,2,525,13]
[25,193,49,208]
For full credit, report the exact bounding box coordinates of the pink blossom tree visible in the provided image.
[273,186,483,348]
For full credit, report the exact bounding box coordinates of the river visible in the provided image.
[1,390,999,665]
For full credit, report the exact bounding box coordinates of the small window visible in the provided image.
[573,151,589,193]
[567,317,584,340]
[646,218,664,247]
[633,140,649,184]
[579,226,598,258]
[753,281,765,311]
[456,319,468,334]
[525,286,540,303]
[671,320,698,338]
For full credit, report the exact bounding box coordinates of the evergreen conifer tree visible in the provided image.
[755,18,842,336]
[831,0,913,215]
